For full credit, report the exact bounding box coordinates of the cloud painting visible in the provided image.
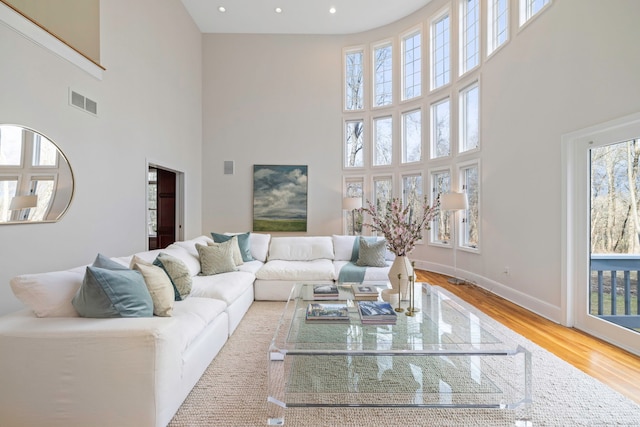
[253,165,308,231]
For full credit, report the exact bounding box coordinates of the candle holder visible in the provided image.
[394,273,404,313]
[406,273,416,316]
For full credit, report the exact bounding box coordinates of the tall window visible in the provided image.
[373,42,393,107]
[431,97,451,158]
[488,0,509,55]
[519,0,550,26]
[345,177,364,234]
[431,11,451,90]
[402,109,422,163]
[460,0,480,75]
[402,173,423,210]
[460,82,480,153]
[431,169,451,244]
[345,120,364,168]
[402,30,422,101]
[461,163,480,249]
[373,176,393,212]
[345,49,364,110]
[373,116,393,166]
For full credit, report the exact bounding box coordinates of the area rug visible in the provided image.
[169,293,640,426]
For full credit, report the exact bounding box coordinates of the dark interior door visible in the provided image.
[150,167,176,249]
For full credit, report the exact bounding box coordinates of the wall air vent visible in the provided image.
[69,88,98,116]
[224,160,234,175]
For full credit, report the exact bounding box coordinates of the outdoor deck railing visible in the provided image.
[590,254,640,329]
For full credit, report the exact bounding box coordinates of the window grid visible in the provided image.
[520,0,550,26]
[345,178,364,234]
[345,50,364,110]
[461,0,480,75]
[373,176,393,216]
[431,98,451,159]
[461,164,479,249]
[460,83,480,153]
[431,170,451,244]
[344,120,364,168]
[373,116,393,166]
[488,0,509,54]
[373,43,393,107]
[402,31,422,100]
[431,12,451,90]
[402,109,422,163]
[402,173,423,210]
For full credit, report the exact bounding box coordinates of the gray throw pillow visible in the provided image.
[356,238,388,267]
[197,241,238,275]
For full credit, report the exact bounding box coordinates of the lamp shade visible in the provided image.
[9,195,38,210]
[342,197,362,210]
[440,192,468,211]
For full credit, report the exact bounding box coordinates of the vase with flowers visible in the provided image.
[359,196,440,300]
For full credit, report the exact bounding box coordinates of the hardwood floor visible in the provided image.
[415,270,640,405]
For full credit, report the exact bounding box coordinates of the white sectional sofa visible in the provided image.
[0,233,391,427]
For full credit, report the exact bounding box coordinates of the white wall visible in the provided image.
[202,0,640,322]
[0,0,203,315]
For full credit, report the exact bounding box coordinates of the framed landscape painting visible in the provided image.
[253,165,308,232]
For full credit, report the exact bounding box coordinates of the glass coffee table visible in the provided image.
[267,283,532,425]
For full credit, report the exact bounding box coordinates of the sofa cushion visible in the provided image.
[129,244,201,277]
[249,233,271,262]
[212,232,253,262]
[256,259,335,281]
[72,255,154,318]
[131,263,174,317]
[356,238,388,267]
[172,297,227,353]
[154,253,193,301]
[190,271,255,305]
[10,267,85,318]
[332,235,358,261]
[267,236,334,261]
[211,233,244,265]
[197,242,237,275]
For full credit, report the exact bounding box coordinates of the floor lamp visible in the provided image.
[441,192,468,285]
[342,197,362,235]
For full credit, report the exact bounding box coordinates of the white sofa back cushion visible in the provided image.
[10,267,86,317]
[332,235,357,261]
[268,236,334,261]
[249,233,271,262]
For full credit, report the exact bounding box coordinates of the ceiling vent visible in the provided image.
[69,88,97,116]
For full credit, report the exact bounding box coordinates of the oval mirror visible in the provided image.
[0,124,74,224]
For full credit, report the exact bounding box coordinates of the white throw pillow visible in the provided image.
[332,235,358,261]
[10,268,85,317]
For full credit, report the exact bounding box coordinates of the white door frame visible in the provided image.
[562,111,640,356]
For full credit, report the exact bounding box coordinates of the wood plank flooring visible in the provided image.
[415,270,640,405]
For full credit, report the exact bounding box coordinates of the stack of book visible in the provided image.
[356,300,397,325]
[312,284,339,300]
[352,285,379,300]
[305,303,350,323]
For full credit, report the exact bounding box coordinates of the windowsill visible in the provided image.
[0,1,104,80]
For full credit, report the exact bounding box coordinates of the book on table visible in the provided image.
[312,284,339,300]
[356,300,397,324]
[352,285,379,300]
[306,303,350,322]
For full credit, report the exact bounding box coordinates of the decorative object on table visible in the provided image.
[305,303,350,322]
[359,196,440,299]
[312,284,339,300]
[440,192,469,285]
[252,165,308,232]
[356,300,397,325]
[352,284,379,300]
[342,197,362,235]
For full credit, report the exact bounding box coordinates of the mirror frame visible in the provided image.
[0,124,75,225]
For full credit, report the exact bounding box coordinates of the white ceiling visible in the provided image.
[180,0,433,35]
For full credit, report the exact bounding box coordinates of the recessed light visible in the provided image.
[218,6,226,13]
[275,7,282,13]
[329,7,337,14]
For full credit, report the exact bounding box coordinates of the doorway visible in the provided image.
[563,113,640,356]
[148,164,184,250]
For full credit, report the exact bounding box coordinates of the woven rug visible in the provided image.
[169,296,640,426]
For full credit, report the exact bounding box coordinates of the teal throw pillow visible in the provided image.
[355,238,388,268]
[211,232,253,262]
[72,254,153,318]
